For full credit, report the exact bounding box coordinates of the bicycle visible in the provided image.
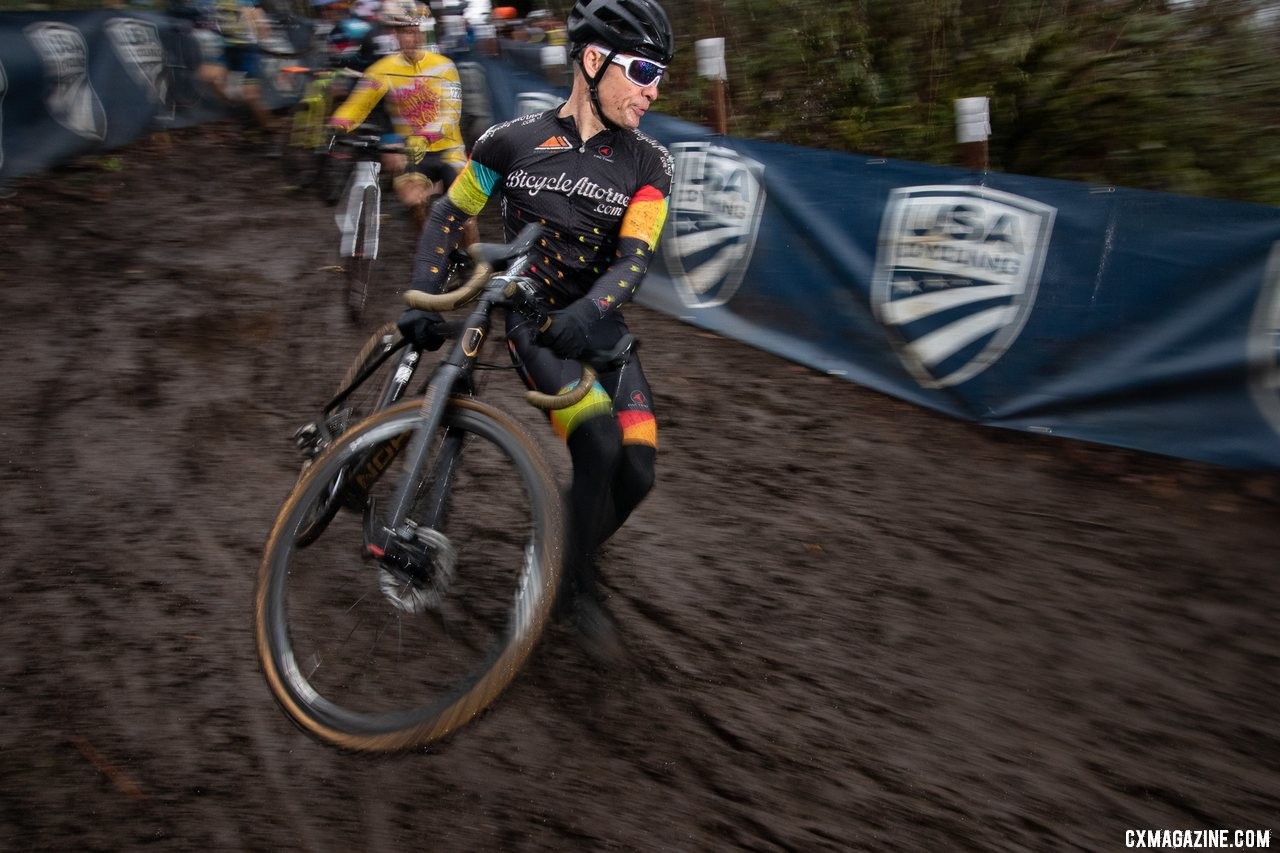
[255,223,635,751]
[275,63,360,198]
[330,128,405,322]
[330,126,459,322]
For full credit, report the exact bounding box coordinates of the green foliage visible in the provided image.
[651,0,1280,205]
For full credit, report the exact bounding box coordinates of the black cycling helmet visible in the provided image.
[567,0,674,65]
[567,0,673,131]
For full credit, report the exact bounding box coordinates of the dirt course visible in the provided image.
[1,125,1277,851]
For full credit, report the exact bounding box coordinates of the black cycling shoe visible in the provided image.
[568,591,625,668]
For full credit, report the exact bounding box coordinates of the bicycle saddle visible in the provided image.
[466,223,543,269]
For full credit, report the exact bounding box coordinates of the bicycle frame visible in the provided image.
[372,265,520,555]
[319,336,417,442]
[307,223,619,574]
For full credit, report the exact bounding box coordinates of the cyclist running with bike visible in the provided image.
[401,0,675,659]
[327,0,478,240]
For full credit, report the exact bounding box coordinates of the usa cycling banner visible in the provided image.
[473,51,1280,470]
[0,10,307,184]
[5,17,1280,469]
[0,11,159,180]
[644,144,1280,469]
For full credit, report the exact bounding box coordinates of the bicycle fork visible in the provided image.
[362,305,495,569]
[337,161,381,259]
[358,372,465,576]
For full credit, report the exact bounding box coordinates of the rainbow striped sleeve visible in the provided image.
[446,159,501,216]
[619,184,669,250]
[617,409,657,448]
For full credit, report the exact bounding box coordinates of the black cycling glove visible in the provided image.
[397,308,447,351]
[536,302,596,360]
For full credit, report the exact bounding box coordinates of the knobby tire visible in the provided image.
[255,397,564,751]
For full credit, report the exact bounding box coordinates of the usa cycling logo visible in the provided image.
[1248,241,1280,439]
[661,141,766,309]
[104,18,172,120]
[25,22,107,141]
[871,186,1055,388]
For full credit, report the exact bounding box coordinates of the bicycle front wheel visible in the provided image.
[345,184,378,321]
[256,397,564,751]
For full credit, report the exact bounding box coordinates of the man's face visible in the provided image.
[394,24,423,53]
[588,46,661,130]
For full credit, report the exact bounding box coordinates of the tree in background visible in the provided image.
[543,0,1279,205]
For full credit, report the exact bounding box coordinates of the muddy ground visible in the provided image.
[0,125,1277,851]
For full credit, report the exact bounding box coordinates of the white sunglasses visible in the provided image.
[591,45,666,87]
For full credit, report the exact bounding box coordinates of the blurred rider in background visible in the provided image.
[326,0,477,239]
[315,0,374,69]
[351,0,403,73]
[209,0,276,135]
[401,0,676,660]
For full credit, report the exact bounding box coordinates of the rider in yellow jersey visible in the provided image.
[327,0,477,241]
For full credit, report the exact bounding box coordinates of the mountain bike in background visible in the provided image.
[255,223,637,751]
[275,63,360,198]
[329,126,457,322]
[330,128,403,321]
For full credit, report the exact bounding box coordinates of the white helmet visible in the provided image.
[381,0,428,27]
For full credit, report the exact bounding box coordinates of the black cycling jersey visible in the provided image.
[411,106,673,316]
[408,104,670,616]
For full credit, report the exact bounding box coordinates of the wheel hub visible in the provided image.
[371,523,456,614]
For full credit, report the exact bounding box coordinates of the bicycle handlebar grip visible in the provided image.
[404,262,493,311]
[525,365,597,411]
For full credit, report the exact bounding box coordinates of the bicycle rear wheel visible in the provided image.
[345,184,378,321]
[256,397,564,751]
[293,322,404,548]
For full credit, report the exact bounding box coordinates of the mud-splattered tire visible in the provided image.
[256,397,563,751]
